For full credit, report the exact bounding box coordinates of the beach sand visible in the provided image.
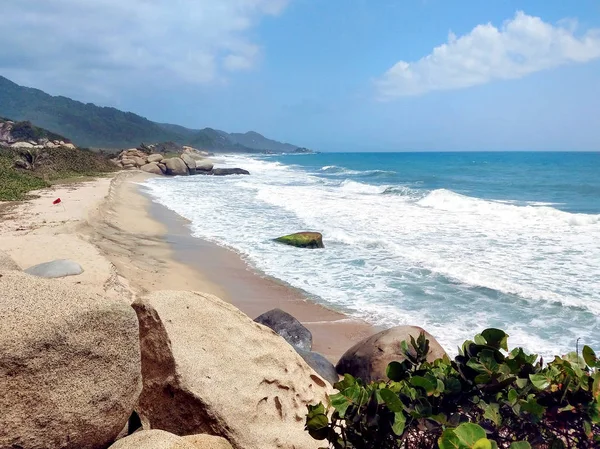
[0,172,375,362]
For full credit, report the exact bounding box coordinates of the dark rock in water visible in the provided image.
[254,308,312,352]
[211,168,250,176]
[24,259,84,278]
[296,349,339,386]
[275,232,324,249]
[336,326,447,383]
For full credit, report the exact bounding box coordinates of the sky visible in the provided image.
[1,0,600,151]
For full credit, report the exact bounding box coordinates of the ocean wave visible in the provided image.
[418,189,600,226]
[320,165,396,178]
[339,179,389,194]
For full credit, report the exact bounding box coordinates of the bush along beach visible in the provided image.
[306,329,600,448]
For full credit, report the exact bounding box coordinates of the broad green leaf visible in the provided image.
[483,402,501,426]
[509,442,531,449]
[516,378,528,389]
[583,345,598,368]
[391,411,406,436]
[593,372,600,400]
[438,429,462,449]
[454,423,487,446]
[411,375,436,393]
[529,373,551,390]
[482,328,509,351]
[330,392,351,417]
[305,410,329,440]
[386,361,405,381]
[379,388,404,413]
[473,439,492,449]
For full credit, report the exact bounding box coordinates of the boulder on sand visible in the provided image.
[297,349,339,386]
[336,326,447,383]
[141,162,164,175]
[180,153,197,172]
[275,232,324,249]
[0,271,142,449]
[133,290,330,449]
[0,249,20,270]
[109,430,233,449]
[24,259,83,278]
[147,153,164,163]
[211,168,250,176]
[163,157,189,176]
[254,308,313,351]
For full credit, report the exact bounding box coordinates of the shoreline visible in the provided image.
[0,171,375,363]
[138,182,377,362]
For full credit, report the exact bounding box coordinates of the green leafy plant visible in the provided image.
[306,330,600,448]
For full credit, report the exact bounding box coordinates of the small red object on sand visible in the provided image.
[53,198,61,205]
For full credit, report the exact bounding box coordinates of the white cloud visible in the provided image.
[0,0,287,100]
[376,11,600,99]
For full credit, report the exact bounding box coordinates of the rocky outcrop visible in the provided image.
[0,250,20,270]
[275,232,325,249]
[109,430,233,449]
[0,271,142,449]
[0,118,74,149]
[163,157,189,176]
[255,308,313,351]
[336,326,447,383]
[211,168,250,176]
[180,152,197,172]
[141,162,164,175]
[147,153,164,163]
[297,350,339,386]
[23,259,83,278]
[133,290,330,449]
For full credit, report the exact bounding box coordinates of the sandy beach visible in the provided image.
[0,172,375,362]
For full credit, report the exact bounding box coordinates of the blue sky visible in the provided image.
[1,0,600,151]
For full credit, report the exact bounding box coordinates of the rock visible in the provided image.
[0,271,142,449]
[140,162,164,175]
[254,308,312,351]
[157,162,167,173]
[63,143,77,149]
[0,250,20,270]
[195,162,214,172]
[211,168,250,176]
[275,232,324,249]
[134,156,148,167]
[24,259,84,278]
[109,430,195,449]
[180,153,197,172]
[297,349,339,386]
[163,157,189,176]
[121,157,137,166]
[123,164,136,170]
[147,153,164,163]
[336,326,447,383]
[10,141,35,149]
[134,291,329,449]
[183,434,234,449]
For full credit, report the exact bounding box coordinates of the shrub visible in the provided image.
[306,330,600,448]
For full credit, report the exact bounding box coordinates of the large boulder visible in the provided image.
[141,162,164,175]
[24,259,84,278]
[254,308,313,351]
[134,156,148,167]
[0,271,142,449]
[180,153,197,172]
[109,430,232,449]
[121,157,137,166]
[212,168,250,176]
[133,291,330,449]
[297,349,339,386]
[195,161,214,172]
[163,157,189,176]
[147,153,164,163]
[0,249,20,270]
[275,232,324,249]
[336,326,447,383]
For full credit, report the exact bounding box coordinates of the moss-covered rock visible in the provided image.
[274,232,324,249]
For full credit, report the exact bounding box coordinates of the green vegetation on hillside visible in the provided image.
[306,329,600,448]
[0,146,117,201]
[0,75,309,152]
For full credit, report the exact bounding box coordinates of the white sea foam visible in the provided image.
[144,154,600,358]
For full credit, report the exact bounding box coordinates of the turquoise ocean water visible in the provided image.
[144,151,600,357]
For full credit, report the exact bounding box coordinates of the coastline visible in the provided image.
[0,172,375,362]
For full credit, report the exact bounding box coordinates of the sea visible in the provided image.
[143,151,600,358]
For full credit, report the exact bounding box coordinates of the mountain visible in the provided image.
[0,75,311,153]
